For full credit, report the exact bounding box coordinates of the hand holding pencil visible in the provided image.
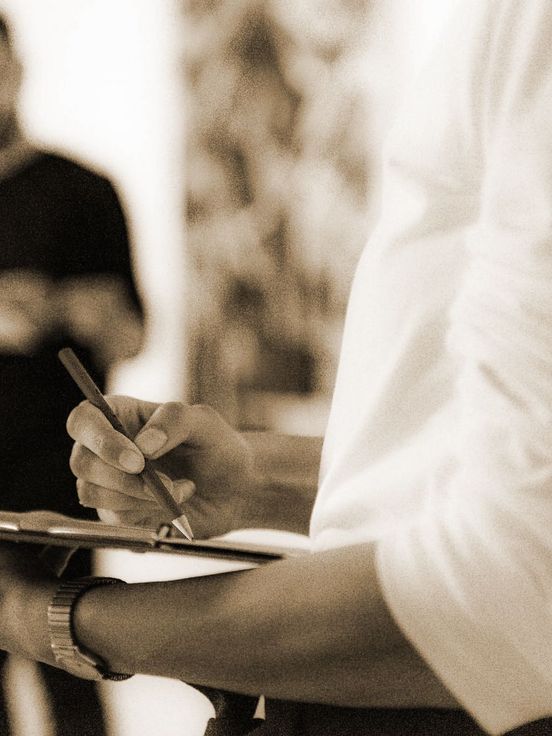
[63,349,259,540]
[59,348,194,539]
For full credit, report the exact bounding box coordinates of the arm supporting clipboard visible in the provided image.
[0,513,299,730]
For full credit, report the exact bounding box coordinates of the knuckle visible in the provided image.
[192,403,217,420]
[163,401,186,424]
[104,394,128,413]
[69,444,85,476]
[77,481,101,508]
[120,472,141,497]
[66,400,90,438]
[193,403,228,435]
[92,432,108,455]
[75,478,91,501]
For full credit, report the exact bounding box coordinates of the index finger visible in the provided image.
[66,400,145,474]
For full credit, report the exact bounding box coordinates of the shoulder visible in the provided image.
[21,151,127,216]
[29,151,115,192]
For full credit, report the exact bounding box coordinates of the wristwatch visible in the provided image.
[47,577,133,681]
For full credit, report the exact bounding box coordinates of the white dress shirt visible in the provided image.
[310,2,552,732]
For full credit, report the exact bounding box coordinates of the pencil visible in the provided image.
[58,347,194,540]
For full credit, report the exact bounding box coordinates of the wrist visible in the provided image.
[47,577,133,681]
[6,577,59,665]
[240,432,320,534]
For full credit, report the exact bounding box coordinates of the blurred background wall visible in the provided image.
[183,0,457,436]
[0,1,457,735]
[184,0,372,435]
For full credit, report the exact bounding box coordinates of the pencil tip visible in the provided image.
[172,515,194,541]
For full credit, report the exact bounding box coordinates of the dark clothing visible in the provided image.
[0,150,142,736]
[258,703,552,736]
[201,692,552,736]
[0,151,142,516]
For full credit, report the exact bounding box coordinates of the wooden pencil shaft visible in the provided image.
[141,466,182,517]
[58,348,126,434]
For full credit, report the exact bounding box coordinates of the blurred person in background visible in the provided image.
[0,13,144,736]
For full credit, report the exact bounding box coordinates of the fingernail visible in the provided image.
[174,479,196,504]
[135,428,167,456]
[119,449,144,473]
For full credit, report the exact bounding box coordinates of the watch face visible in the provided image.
[55,654,103,681]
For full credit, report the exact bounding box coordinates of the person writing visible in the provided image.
[0,1,551,734]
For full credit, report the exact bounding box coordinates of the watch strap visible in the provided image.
[48,576,133,681]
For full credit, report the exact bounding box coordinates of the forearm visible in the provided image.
[73,543,457,708]
[241,432,322,535]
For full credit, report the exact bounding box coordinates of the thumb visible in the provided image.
[134,402,227,459]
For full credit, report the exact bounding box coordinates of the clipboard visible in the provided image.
[0,511,306,566]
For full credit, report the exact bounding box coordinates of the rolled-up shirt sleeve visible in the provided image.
[377,3,552,733]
